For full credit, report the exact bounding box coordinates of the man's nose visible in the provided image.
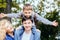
[26,23,29,25]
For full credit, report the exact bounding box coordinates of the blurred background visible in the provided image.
[0,0,60,40]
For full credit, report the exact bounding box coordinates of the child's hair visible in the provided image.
[22,17,33,23]
[23,3,33,11]
[0,19,12,40]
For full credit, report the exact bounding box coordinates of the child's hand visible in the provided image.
[52,20,58,27]
[0,13,7,18]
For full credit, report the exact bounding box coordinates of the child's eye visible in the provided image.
[29,12,30,14]
[25,12,27,14]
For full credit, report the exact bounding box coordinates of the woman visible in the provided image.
[0,19,14,40]
[0,19,7,40]
[5,20,14,40]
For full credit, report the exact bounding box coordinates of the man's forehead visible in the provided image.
[23,19,32,22]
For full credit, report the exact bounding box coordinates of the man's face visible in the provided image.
[22,19,32,31]
[23,6,32,18]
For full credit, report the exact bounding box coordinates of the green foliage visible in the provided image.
[12,1,20,10]
[0,3,7,8]
[0,0,7,8]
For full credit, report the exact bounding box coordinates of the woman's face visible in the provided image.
[6,26,14,33]
[4,20,14,33]
[22,19,32,31]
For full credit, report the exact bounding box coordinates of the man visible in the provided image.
[15,17,40,40]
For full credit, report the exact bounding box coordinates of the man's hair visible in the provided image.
[23,3,33,10]
[22,17,33,23]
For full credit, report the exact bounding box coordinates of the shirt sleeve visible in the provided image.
[7,12,22,18]
[35,29,41,40]
[14,30,19,40]
[35,13,53,25]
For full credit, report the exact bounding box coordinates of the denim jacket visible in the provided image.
[14,26,40,40]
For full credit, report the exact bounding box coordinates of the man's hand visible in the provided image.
[52,20,58,27]
[0,13,7,18]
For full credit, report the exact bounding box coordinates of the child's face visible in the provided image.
[23,6,32,18]
[22,19,32,31]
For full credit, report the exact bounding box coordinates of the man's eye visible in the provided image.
[28,22,30,24]
[24,23,26,24]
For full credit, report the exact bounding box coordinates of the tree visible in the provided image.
[0,0,7,13]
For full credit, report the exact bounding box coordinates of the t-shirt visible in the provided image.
[21,31,32,40]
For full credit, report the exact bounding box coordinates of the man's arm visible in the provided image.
[35,30,41,40]
[14,30,19,40]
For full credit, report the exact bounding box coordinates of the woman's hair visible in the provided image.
[0,19,12,40]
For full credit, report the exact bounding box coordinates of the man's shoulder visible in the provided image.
[15,26,24,34]
[35,30,41,36]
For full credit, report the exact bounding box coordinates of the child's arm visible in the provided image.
[35,13,58,26]
[0,12,22,18]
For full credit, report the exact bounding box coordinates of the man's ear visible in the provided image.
[21,22,23,25]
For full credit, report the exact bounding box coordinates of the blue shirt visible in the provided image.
[5,34,14,40]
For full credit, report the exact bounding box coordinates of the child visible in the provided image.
[15,17,40,40]
[0,3,58,27]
